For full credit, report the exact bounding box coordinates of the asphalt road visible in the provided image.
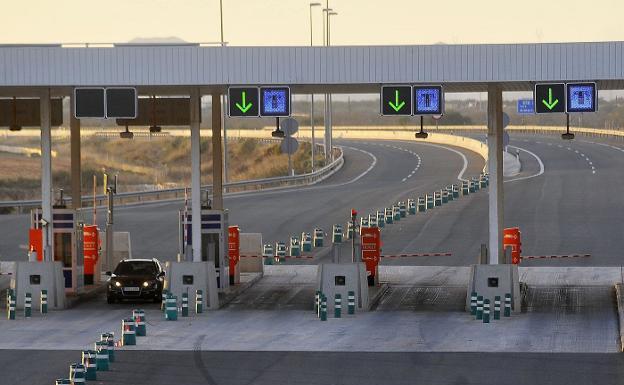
[4,350,624,385]
[3,133,624,266]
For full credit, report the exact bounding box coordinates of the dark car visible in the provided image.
[106,258,164,304]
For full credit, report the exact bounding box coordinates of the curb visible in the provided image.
[66,284,107,309]
[218,272,264,308]
[368,283,390,311]
[615,284,624,352]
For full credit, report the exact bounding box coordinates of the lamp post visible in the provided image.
[322,7,334,162]
[219,0,229,183]
[309,2,321,172]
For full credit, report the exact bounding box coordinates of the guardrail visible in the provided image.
[0,145,342,214]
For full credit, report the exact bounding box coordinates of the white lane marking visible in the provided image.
[505,145,545,183]
[225,145,378,199]
[401,152,421,183]
[557,145,563,148]
[567,147,572,150]
[401,177,407,182]
[398,141,469,181]
[589,161,593,165]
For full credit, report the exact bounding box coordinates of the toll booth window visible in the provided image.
[183,275,194,285]
[335,276,346,286]
[488,277,499,288]
[30,275,41,285]
[201,233,220,267]
[54,233,72,267]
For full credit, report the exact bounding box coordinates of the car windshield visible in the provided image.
[114,261,157,276]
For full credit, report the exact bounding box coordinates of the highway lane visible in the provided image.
[3,350,624,385]
[6,133,623,266]
[0,139,483,262]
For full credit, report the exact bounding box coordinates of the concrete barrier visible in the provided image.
[615,284,624,352]
[235,127,523,178]
[239,233,263,274]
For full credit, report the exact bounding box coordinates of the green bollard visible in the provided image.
[483,299,491,323]
[94,341,109,371]
[122,318,136,346]
[196,290,203,314]
[82,350,97,381]
[476,295,484,320]
[320,295,327,321]
[133,309,146,336]
[334,294,342,318]
[470,292,477,315]
[69,363,86,385]
[494,296,501,320]
[314,291,321,315]
[166,294,178,321]
[7,292,15,320]
[101,333,115,362]
[24,292,32,318]
[181,293,189,317]
[504,293,512,317]
[40,289,47,314]
[348,291,355,315]
[161,289,168,312]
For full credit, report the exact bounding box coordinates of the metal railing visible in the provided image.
[0,145,342,213]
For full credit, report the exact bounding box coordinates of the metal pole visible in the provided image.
[219,0,228,184]
[40,89,53,261]
[351,218,355,263]
[70,95,82,209]
[105,184,113,271]
[211,93,224,210]
[309,3,317,172]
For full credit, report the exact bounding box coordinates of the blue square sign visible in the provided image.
[413,86,443,115]
[566,82,597,113]
[260,86,291,117]
[517,99,534,114]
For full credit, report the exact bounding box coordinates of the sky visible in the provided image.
[4,0,623,46]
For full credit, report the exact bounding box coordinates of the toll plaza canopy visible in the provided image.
[0,42,623,93]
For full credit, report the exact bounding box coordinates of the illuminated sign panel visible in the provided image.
[260,86,291,117]
[566,82,597,113]
[380,85,412,116]
[228,87,259,117]
[534,83,566,113]
[413,86,443,115]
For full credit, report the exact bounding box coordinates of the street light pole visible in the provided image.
[219,0,229,183]
[322,6,334,163]
[309,2,321,172]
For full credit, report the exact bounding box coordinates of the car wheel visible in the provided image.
[107,295,115,304]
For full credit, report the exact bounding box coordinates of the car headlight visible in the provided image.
[143,281,149,288]
[114,281,122,287]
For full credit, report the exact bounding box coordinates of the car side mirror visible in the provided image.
[158,271,165,278]
[105,271,112,276]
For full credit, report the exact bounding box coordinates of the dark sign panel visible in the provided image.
[0,98,63,127]
[413,85,443,115]
[106,87,137,119]
[534,83,566,114]
[116,98,192,126]
[228,87,259,117]
[75,88,105,119]
[380,85,412,116]
[260,86,291,117]
[566,82,597,113]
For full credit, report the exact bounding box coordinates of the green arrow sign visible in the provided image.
[381,86,412,116]
[228,87,259,117]
[236,91,253,113]
[534,83,565,114]
[388,90,406,112]
[541,88,559,110]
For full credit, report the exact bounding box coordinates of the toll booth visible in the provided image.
[360,227,381,287]
[179,209,230,291]
[228,226,241,285]
[30,208,84,293]
[503,227,522,264]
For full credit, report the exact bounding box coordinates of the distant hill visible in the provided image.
[127,37,188,44]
